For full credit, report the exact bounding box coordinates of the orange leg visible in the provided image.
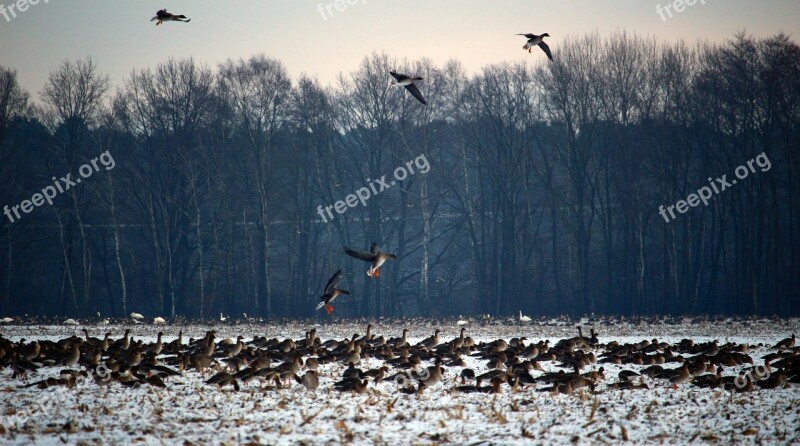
[325,305,334,314]
[373,268,380,278]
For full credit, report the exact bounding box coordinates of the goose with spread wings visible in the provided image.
[315,270,350,314]
[390,71,427,105]
[151,9,191,25]
[518,33,552,60]
[343,243,397,278]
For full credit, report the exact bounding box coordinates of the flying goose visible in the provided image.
[389,71,427,105]
[151,9,191,25]
[343,242,397,278]
[517,33,553,60]
[315,269,351,314]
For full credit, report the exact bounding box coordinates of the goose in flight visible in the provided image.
[343,242,397,278]
[316,269,351,314]
[517,33,552,60]
[151,9,191,25]
[390,71,427,105]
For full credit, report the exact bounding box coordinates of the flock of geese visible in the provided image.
[1,325,797,397]
[147,8,553,106]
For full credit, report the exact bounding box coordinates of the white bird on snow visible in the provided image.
[130,312,144,320]
[1,316,13,323]
[456,318,468,326]
[153,317,166,325]
[219,313,227,322]
[64,318,79,326]
[519,311,532,323]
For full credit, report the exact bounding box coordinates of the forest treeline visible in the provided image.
[0,32,798,319]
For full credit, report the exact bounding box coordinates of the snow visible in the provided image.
[1,317,798,445]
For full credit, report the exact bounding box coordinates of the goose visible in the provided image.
[153,317,166,325]
[389,71,427,105]
[343,242,397,278]
[618,370,640,382]
[692,366,723,389]
[110,329,132,351]
[130,312,144,321]
[151,9,191,26]
[456,318,468,326]
[417,329,441,349]
[460,368,476,384]
[334,378,369,394]
[362,366,389,383]
[294,371,319,391]
[756,371,787,389]
[315,269,351,314]
[454,377,503,394]
[517,33,553,60]
[417,358,445,387]
[399,382,426,395]
[219,313,227,322]
[62,342,81,367]
[702,340,720,357]
[64,318,79,326]
[609,380,649,390]
[1,316,14,323]
[776,333,796,349]
[388,329,409,348]
[206,371,240,391]
[149,332,164,355]
[519,311,532,323]
[669,363,691,389]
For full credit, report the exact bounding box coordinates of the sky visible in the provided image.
[1,0,799,98]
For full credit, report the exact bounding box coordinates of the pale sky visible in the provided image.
[1,0,798,96]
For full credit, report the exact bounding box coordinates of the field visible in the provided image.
[1,317,799,445]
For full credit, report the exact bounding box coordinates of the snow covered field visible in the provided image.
[1,317,799,445]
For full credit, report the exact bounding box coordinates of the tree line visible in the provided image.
[0,32,798,319]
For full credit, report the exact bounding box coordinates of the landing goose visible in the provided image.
[343,242,397,278]
[517,33,553,60]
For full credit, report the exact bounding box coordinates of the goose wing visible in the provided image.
[389,71,409,82]
[323,269,343,294]
[538,41,553,60]
[404,83,427,105]
[344,247,378,262]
